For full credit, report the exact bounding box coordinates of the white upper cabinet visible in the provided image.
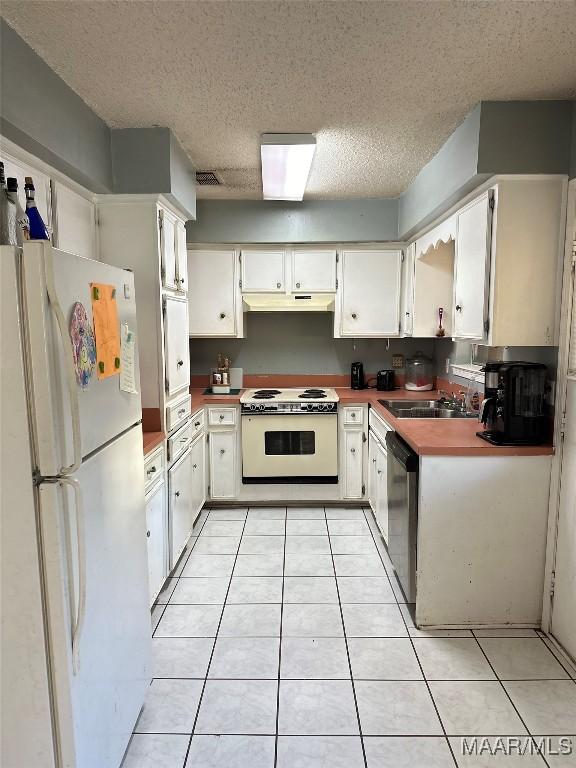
[337,249,402,337]
[453,191,492,340]
[175,220,188,292]
[188,249,242,337]
[241,249,286,292]
[53,182,96,261]
[400,243,415,336]
[160,208,177,290]
[164,296,190,397]
[291,249,337,292]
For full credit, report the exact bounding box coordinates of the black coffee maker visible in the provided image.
[351,362,365,390]
[478,362,548,445]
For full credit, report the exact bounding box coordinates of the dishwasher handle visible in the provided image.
[385,432,418,472]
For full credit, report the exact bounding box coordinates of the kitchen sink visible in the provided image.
[378,399,477,419]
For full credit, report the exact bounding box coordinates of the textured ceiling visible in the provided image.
[2,0,576,199]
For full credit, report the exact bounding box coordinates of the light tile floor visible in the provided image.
[125,506,576,768]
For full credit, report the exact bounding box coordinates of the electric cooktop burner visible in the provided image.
[240,388,339,405]
[298,391,327,398]
[254,390,282,395]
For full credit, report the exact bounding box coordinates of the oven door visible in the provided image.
[242,413,338,482]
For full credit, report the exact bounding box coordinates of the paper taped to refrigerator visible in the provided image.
[90,283,121,380]
[120,324,138,394]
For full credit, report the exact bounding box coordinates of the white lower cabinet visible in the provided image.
[209,429,238,499]
[145,478,167,606]
[168,447,194,568]
[339,406,367,500]
[190,431,207,514]
[374,438,388,542]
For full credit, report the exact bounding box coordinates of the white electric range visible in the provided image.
[240,388,339,483]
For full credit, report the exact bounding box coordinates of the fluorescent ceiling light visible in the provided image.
[261,133,316,201]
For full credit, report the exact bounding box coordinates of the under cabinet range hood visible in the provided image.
[242,293,335,312]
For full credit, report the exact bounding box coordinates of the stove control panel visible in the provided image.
[241,402,338,414]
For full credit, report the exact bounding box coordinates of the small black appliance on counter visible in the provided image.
[477,361,548,446]
[351,362,365,390]
[377,369,395,391]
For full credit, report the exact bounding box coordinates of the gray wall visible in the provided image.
[0,19,112,192]
[189,312,434,375]
[169,132,197,220]
[187,199,399,243]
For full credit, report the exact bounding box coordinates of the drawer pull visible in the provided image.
[219,414,225,420]
[146,466,156,475]
[180,437,189,444]
[351,312,357,319]
[194,421,201,427]
[296,282,301,288]
[276,282,282,289]
[175,490,181,497]
[177,359,184,367]
[219,312,226,319]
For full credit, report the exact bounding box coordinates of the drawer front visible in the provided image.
[342,406,365,427]
[191,408,206,438]
[144,447,164,491]
[166,394,192,433]
[208,406,237,427]
[369,408,393,444]
[168,422,193,465]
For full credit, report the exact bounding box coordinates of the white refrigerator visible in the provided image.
[1,241,152,768]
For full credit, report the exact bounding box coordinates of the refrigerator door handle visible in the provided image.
[45,247,82,475]
[59,477,86,675]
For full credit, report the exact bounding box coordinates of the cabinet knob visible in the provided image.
[296,282,301,289]
[180,437,189,444]
[276,282,282,289]
[193,463,197,469]
[372,458,377,464]
[351,313,357,319]
[179,277,185,284]
[177,360,184,367]
[175,490,180,497]
[146,530,151,538]
[405,311,410,316]
[194,421,201,427]
[219,414,224,420]
[146,466,156,475]
[351,447,356,454]
[178,408,186,416]
[219,312,226,319]
[456,304,462,312]
[220,448,225,455]
[351,412,356,418]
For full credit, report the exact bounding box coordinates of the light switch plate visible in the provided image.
[392,354,404,369]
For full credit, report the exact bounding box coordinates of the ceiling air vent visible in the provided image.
[196,170,221,186]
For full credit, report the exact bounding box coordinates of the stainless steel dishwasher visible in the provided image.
[385,432,419,603]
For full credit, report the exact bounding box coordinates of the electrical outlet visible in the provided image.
[392,354,404,369]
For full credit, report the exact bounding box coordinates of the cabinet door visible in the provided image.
[454,191,492,340]
[190,433,206,516]
[339,250,402,337]
[160,209,177,290]
[168,449,193,567]
[188,250,238,336]
[292,249,336,292]
[375,440,388,543]
[175,220,188,293]
[368,431,379,513]
[54,182,95,260]
[241,250,285,292]
[145,481,166,605]
[342,429,364,499]
[400,243,415,336]
[164,296,190,397]
[209,430,237,499]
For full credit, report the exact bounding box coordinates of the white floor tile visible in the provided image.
[327,519,370,535]
[243,519,286,535]
[276,735,364,767]
[337,576,395,604]
[227,576,283,604]
[282,603,344,637]
[248,507,287,520]
[286,519,328,535]
[449,736,548,766]
[348,638,423,680]
[413,638,496,680]
[201,520,245,537]
[155,577,178,604]
[186,735,275,768]
[208,637,280,679]
[285,535,331,554]
[536,736,576,766]
[330,536,376,554]
[278,680,359,735]
[169,577,229,605]
[152,637,213,678]
[239,535,285,554]
[281,637,350,679]
[195,679,278,735]
[325,508,366,520]
[134,679,203,734]
[342,603,408,637]
[430,681,528,735]
[122,734,190,768]
[364,736,455,767]
[207,508,248,521]
[155,604,222,637]
[356,680,443,735]
[194,536,241,555]
[283,576,339,604]
[478,638,570,680]
[503,680,576,734]
[234,554,285,576]
[181,554,236,578]
[219,603,281,637]
[284,554,334,576]
[333,554,386,576]
[286,507,326,520]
